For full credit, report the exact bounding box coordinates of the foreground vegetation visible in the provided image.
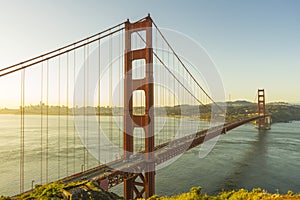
[2,184,300,200]
[148,187,300,200]
[0,181,121,200]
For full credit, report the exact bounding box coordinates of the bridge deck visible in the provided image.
[58,115,266,189]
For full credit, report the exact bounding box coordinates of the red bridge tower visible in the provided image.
[257,89,271,130]
[123,15,155,199]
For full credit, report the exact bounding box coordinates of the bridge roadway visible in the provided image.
[57,115,266,190]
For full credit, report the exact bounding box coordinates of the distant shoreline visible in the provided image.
[1,101,300,123]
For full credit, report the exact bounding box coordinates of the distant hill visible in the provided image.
[225,100,300,123]
[227,100,254,106]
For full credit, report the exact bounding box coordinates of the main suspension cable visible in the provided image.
[0,28,125,78]
[152,21,224,113]
[0,22,125,74]
[135,31,211,113]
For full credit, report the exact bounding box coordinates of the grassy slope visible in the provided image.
[147,187,300,200]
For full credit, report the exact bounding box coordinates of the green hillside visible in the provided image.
[147,187,300,200]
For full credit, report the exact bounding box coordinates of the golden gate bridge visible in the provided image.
[0,14,270,199]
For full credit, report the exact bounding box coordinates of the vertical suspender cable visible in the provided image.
[135,33,139,152]
[195,76,198,131]
[154,28,158,146]
[140,35,143,151]
[118,28,121,156]
[188,75,191,134]
[134,33,137,152]
[20,69,25,193]
[46,60,49,184]
[58,54,61,178]
[98,38,101,164]
[40,61,43,184]
[173,52,175,140]
[139,34,142,151]
[86,41,89,169]
[73,47,76,173]
[109,34,112,159]
[66,52,69,175]
[22,72,25,192]
[176,60,179,137]
[131,33,134,148]
[166,51,169,141]
[181,61,185,136]
[162,41,165,143]
[187,74,189,134]
[83,45,86,171]
[186,70,193,135]
[140,62,142,151]
[121,28,124,154]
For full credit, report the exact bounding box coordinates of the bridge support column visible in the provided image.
[123,15,155,199]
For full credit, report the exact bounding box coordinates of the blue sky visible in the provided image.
[0,1,299,103]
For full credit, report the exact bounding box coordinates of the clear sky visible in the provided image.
[0,0,299,103]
